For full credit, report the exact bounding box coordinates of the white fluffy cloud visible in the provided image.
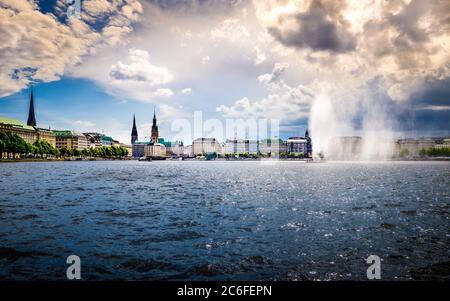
[106,49,174,102]
[110,49,173,84]
[181,88,192,94]
[73,120,96,128]
[217,62,314,121]
[0,0,143,97]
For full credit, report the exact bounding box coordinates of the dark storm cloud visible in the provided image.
[362,0,450,69]
[341,76,450,134]
[408,77,450,108]
[268,0,356,53]
[388,77,450,133]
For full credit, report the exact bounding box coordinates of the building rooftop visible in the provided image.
[0,116,35,131]
[194,138,218,142]
[53,130,83,137]
[260,138,284,144]
[287,137,307,142]
[101,135,114,142]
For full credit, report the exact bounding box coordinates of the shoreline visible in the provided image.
[1,157,450,163]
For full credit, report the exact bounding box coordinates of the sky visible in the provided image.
[0,0,449,146]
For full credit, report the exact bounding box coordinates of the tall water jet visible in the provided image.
[309,93,397,161]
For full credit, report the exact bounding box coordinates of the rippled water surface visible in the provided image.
[0,161,449,280]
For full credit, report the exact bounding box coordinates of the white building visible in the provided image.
[259,138,286,156]
[192,138,222,156]
[286,137,307,154]
[224,139,259,155]
[183,145,193,157]
[166,141,184,157]
[144,143,166,158]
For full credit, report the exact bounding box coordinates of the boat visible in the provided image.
[138,156,152,162]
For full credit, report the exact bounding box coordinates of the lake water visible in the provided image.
[0,161,449,280]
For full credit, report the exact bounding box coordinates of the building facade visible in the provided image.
[259,138,286,156]
[54,130,88,150]
[224,139,259,155]
[35,128,56,148]
[395,138,447,157]
[161,139,184,157]
[132,142,146,158]
[0,89,56,147]
[144,143,166,158]
[183,145,193,157]
[192,138,222,155]
[0,117,37,144]
[286,137,307,154]
[84,132,103,148]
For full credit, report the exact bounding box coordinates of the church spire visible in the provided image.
[131,114,138,144]
[151,107,159,144]
[27,87,36,127]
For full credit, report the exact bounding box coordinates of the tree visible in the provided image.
[421,147,450,157]
[81,149,89,157]
[110,146,118,157]
[33,140,56,157]
[280,152,286,158]
[104,146,112,157]
[0,132,29,158]
[289,152,296,158]
[242,152,249,158]
[0,139,5,158]
[399,148,410,158]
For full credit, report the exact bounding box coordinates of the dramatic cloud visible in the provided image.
[1,0,449,144]
[258,62,289,85]
[217,62,314,121]
[268,0,357,53]
[0,0,143,97]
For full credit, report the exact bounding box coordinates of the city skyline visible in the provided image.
[0,1,449,147]
[0,0,449,285]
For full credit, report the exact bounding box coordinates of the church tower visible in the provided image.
[27,87,37,127]
[151,108,159,144]
[131,114,138,144]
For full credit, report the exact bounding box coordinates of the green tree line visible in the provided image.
[0,132,128,159]
[419,147,450,157]
[0,132,59,158]
[59,145,128,157]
